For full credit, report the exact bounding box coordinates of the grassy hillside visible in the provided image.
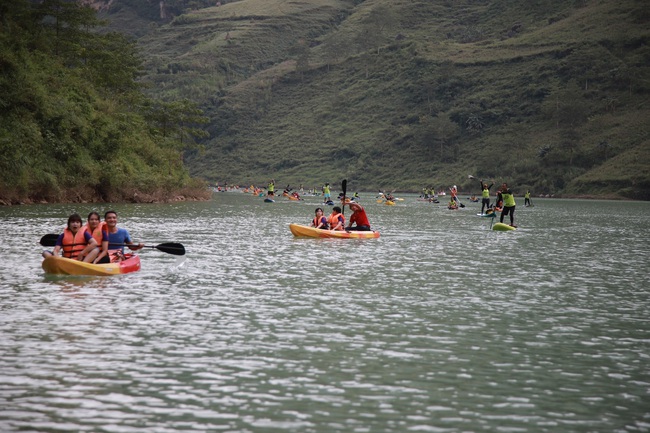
[111,0,649,198]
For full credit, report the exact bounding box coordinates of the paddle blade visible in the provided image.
[155,242,185,256]
[341,179,347,215]
[40,234,60,247]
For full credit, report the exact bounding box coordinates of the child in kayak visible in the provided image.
[309,208,329,230]
[328,206,345,231]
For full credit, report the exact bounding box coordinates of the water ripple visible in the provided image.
[0,196,649,432]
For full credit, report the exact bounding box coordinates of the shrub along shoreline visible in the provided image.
[0,186,212,206]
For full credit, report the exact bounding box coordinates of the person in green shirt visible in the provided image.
[524,190,531,207]
[267,179,275,197]
[322,183,331,203]
[478,179,494,214]
[497,183,516,226]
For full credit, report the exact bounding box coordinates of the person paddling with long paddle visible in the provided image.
[103,210,143,262]
[341,180,373,232]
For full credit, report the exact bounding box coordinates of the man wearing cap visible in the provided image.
[345,202,372,231]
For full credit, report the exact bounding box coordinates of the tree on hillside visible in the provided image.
[360,4,398,55]
[353,4,399,78]
[146,99,209,150]
[542,82,589,129]
[322,32,350,72]
[290,38,310,80]
[560,128,580,167]
[421,113,459,161]
[0,0,207,203]
[37,0,102,59]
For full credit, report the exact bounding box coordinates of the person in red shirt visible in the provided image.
[346,202,372,231]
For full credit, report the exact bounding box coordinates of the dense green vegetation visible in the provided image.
[3,0,648,202]
[111,0,648,198]
[0,0,209,204]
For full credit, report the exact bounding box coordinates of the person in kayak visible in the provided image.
[497,183,516,226]
[104,210,143,261]
[345,202,371,231]
[328,206,345,231]
[42,213,100,262]
[478,179,494,214]
[309,207,329,230]
[82,211,110,264]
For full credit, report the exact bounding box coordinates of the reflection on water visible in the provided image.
[0,195,649,432]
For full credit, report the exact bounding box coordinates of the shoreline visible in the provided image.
[0,187,213,206]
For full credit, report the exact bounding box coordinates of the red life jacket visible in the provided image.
[61,228,88,259]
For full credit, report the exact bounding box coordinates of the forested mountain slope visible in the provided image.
[81,0,650,197]
[0,0,209,204]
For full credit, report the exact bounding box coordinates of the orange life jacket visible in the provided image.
[82,222,106,246]
[328,212,345,230]
[61,228,88,259]
[312,216,329,229]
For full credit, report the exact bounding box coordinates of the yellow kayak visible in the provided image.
[289,224,380,239]
[385,200,395,206]
[42,254,141,276]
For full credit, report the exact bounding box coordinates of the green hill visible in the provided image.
[0,0,211,205]
[110,0,650,198]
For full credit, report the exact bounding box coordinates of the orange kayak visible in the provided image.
[289,224,380,239]
[42,254,141,276]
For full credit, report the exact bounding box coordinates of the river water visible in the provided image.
[0,192,649,433]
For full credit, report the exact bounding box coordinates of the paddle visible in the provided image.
[39,234,185,256]
[341,179,347,216]
[39,234,60,246]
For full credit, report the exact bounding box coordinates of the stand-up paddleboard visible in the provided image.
[492,222,516,231]
[477,213,497,218]
[264,198,275,203]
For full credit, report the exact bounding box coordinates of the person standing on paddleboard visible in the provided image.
[450,185,459,206]
[497,183,516,227]
[267,179,275,197]
[479,179,494,214]
[322,183,331,204]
